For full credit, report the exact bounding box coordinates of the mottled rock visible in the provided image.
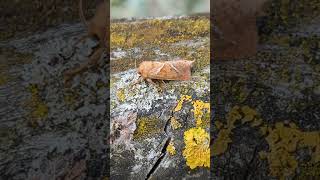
[110,15,210,179]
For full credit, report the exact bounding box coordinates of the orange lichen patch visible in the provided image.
[137,60,194,81]
[174,95,192,112]
[183,127,210,169]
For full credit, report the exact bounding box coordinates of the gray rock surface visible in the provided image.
[0,22,108,179]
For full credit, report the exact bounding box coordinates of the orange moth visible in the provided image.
[135,60,195,85]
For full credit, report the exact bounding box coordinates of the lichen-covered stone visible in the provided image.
[0,21,108,179]
[212,4,320,177]
[110,15,210,179]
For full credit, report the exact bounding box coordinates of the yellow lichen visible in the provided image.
[110,17,209,50]
[116,88,126,102]
[212,105,320,179]
[174,95,192,112]
[110,32,126,47]
[183,127,210,169]
[262,122,320,178]
[191,100,210,127]
[212,129,232,156]
[241,105,258,123]
[212,106,260,156]
[170,117,182,130]
[31,103,48,119]
[110,17,210,73]
[174,95,210,127]
[167,142,176,155]
[214,120,224,129]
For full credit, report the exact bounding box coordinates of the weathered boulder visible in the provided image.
[0,21,109,180]
[110,16,210,179]
[0,13,210,179]
[211,1,320,179]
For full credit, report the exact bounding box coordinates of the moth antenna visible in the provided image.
[135,59,137,70]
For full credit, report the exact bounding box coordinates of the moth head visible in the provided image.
[137,68,142,75]
[137,63,144,76]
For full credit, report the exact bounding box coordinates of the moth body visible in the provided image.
[137,60,194,81]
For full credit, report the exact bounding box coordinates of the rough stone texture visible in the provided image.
[0,21,109,179]
[110,16,210,179]
[211,1,320,179]
[0,0,100,41]
[2,0,320,179]
[0,13,210,180]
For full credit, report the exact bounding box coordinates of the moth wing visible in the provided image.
[153,63,165,75]
[166,62,182,75]
[147,62,167,79]
[146,61,191,80]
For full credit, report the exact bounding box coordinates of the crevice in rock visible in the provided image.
[163,116,171,134]
[145,110,175,179]
[164,110,174,134]
[145,137,171,180]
